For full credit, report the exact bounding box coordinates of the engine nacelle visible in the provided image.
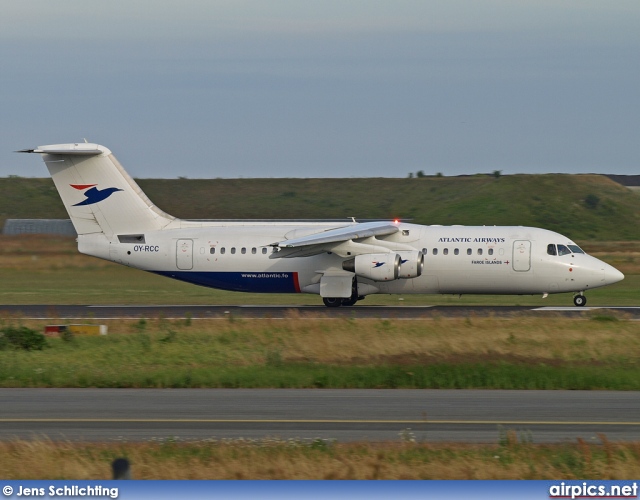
[397,250,424,279]
[342,253,400,281]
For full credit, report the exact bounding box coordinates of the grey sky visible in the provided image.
[1,1,638,178]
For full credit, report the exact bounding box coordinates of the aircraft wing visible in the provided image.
[271,221,400,258]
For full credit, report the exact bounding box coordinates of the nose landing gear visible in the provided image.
[573,293,587,307]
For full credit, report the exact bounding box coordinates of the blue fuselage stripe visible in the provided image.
[153,271,301,293]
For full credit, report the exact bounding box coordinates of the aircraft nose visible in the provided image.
[603,265,624,285]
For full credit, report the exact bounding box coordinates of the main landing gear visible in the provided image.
[573,293,587,307]
[322,296,364,307]
[322,277,362,307]
[322,297,343,308]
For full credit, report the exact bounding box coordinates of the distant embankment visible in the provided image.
[1,174,639,241]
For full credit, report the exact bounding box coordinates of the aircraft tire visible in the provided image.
[573,295,587,307]
[341,297,358,307]
[323,297,343,308]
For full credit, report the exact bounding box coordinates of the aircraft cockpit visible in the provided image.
[547,244,585,256]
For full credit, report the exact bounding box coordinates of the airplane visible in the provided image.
[19,142,624,307]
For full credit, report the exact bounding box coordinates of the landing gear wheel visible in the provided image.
[341,297,358,307]
[323,297,342,308]
[573,295,587,307]
[339,276,360,307]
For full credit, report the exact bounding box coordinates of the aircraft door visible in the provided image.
[176,239,193,270]
[512,240,531,272]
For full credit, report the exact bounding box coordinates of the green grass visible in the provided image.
[5,355,640,390]
[2,174,640,241]
[1,317,639,389]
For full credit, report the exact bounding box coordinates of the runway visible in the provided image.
[1,304,639,319]
[1,389,639,443]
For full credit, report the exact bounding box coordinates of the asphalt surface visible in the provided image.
[1,304,639,319]
[1,389,639,443]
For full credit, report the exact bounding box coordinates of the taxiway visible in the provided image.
[1,389,638,443]
[0,304,638,319]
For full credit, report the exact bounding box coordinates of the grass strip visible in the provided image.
[2,316,639,389]
[2,361,640,390]
[1,436,639,479]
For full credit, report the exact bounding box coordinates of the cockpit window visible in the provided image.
[548,243,586,256]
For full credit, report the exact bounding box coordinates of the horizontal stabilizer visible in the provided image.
[17,143,105,156]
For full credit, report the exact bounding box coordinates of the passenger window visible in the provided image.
[422,248,427,255]
[477,249,483,255]
[241,247,246,254]
[252,248,257,254]
[262,248,268,254]
[210,248,215,254]
[454,248,459,255]
[443,248,449,255]
[220,248,226,255]
[488,248,494,256]
[547,244,557,256]
[557,244,571,256]
[467,248,472,255]
[433,248,438,255]
[231,247,236,255]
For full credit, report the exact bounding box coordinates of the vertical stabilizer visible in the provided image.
[24,143,174,236]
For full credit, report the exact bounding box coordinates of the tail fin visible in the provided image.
[23,143,174,236]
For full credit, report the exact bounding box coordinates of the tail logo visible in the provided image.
[70,184,123,206]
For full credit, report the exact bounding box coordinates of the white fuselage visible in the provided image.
[25,142,624,305]
[78,222,622,297]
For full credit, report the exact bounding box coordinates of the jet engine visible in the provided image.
[397,250,424,279]
[342,253,400,281]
